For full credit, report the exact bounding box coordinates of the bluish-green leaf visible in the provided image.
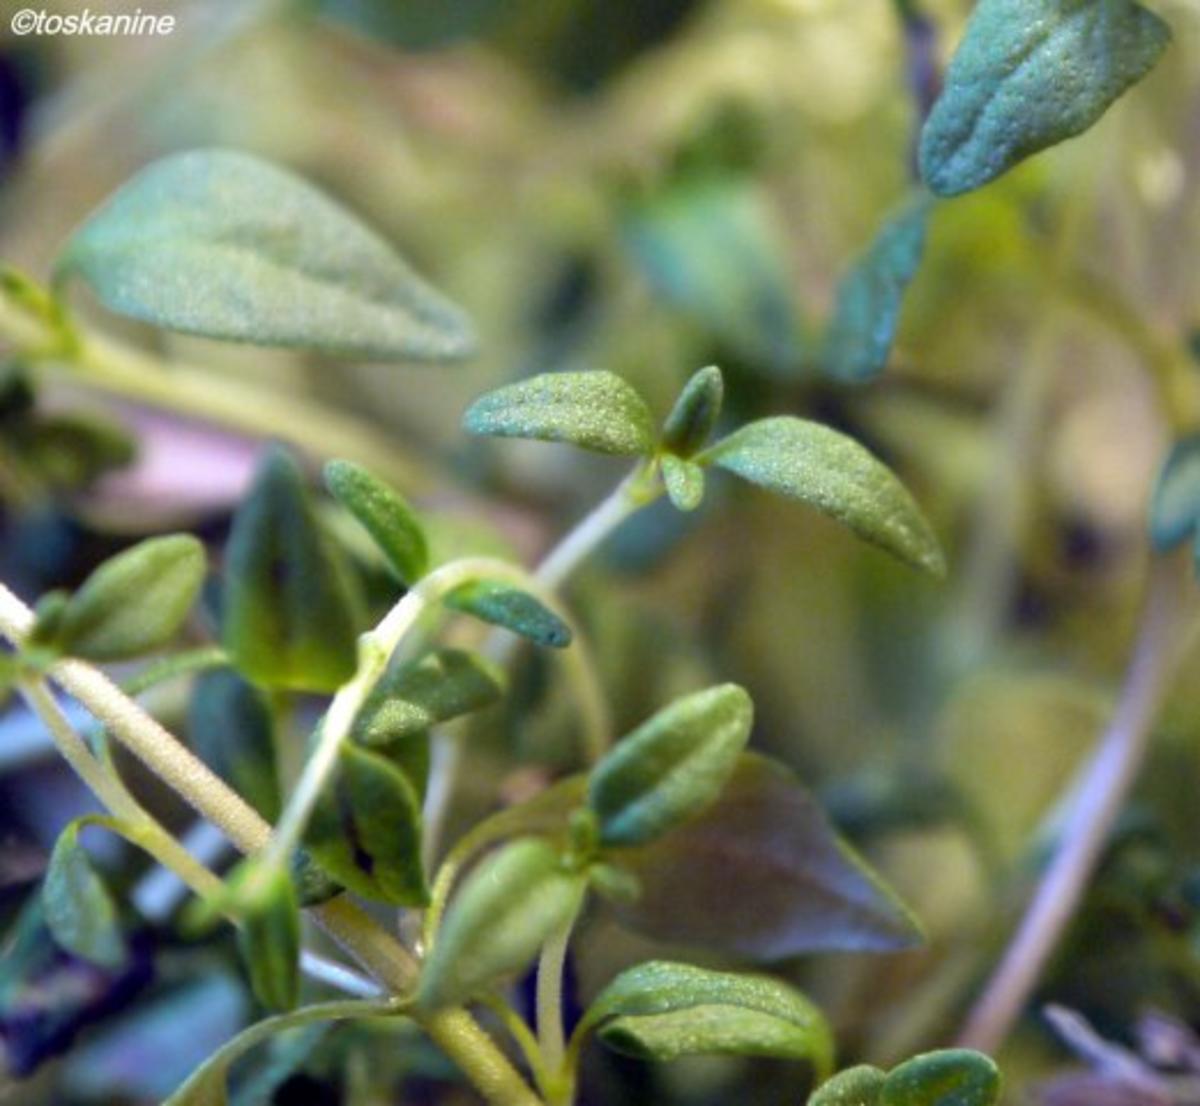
[1149,435,1200,551]
[919,0,1171,197]
[809,1065,887,1106]
[58,535,205,661]
[662,365,724,457]
[589,684,752,847]
[463,370,656,456]
[582,960,832,1075]
[418,837,586,1010]
[881,1050,1001,1106]
[57,149,474,361]
[701,417,945,576]
[42,817,127,969]
[324,460,429,584]
[227,861,301,1012]
[822,200,930,383]
[222,447,360,693]
[444,580,572,648]
[661,454,705,512]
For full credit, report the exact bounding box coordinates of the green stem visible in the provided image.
[536,913,575,1081]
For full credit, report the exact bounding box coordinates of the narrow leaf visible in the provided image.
[1149,435,1200,551]
[43,817,127,969]
[662,365,724,457]
[809,1065,887,1106]
[589,684,752,847]
[661,455,705,512]
[324,459,429,585]
[418,837,586,1010]
[919,0,1171,197]
[58,148,474,360]
[227,861,301,1012]
[444,580,571,649]
[222,447,360,693]
[701,417,945,576]
[881,1050,1001,1106]
[462,370,656,456]
[58,535,205,661]
[822,200,930,384]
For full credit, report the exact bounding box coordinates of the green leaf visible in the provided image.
[220,861,302,1012]
[606,754,924,958]
[1149,435,1200,551]
[444,580,572,649]
[418,837,586,1009]
[304,744,428,906]
[188,669,282,822]
[662,365,724,457]
[582,960,832,1075]
[462,370,656,456]
[163,998,404,1106]
[324,460,429,585]
[58,148,475,361]
[222,447,360,693]
[58,535,205,661]
[42,817,127,969]
[822,200,930,384]
[701,417,945,576]
[588,684,752,847]
[661,455,705,512]
[918,0,1171,197]
[881,1050,1001,1106]
[809,1066,887,1106]
[24,589,70,659]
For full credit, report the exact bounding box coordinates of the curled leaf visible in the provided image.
[43,817,127,969]
[662,365,724,457]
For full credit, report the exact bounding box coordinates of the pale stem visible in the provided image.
[536,916,575,1075]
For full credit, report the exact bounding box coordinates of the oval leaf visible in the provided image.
[324,459,429,585]
[662,365,724,458]
[607,754,924,959]
[919,0,1171,197]
[43,817,127,969]
[444,580,571,649]
[810,1065,887,1106]
[700,417,945,576]
[588,684,752,847]
[58,535,204,661]
[58,148,475,361]
[222,447,360,693]
[462,370,656,456]
[418,837,586,1010]
[881,1050,1001,1106]
[1149,435,1200,551]
[661,455,705,513]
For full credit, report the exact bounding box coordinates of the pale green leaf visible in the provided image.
[661,454,705,512]
[43,816,127,969]
[809,1065,887,1106]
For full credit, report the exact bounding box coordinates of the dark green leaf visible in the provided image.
[188,669,281,821]
[881,1050,1001,1106]
[304,744,428,906]
[42,817,127,969]
[701,417,944,576]
[25,590,70,659]
[222,447,360,693]
[589,684,752,847]
[919,0,1171,197]
[324,460,429,585]
[444,580,571,648]
[227,861,301,1012]
[24,411,136,490]
[607,754,924,958]
[58,149,475,361]
[822,200,930,383]
[1149,435,1200,551]
[662,365,724,457]
[418,837,586,1009]
[462,370,656,456]
[810,1066,887,1106]
[583,960,832,1074]
[58,535,205,661]
[661,455,705,512]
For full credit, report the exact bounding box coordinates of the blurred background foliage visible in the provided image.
[4,1,1200,1103]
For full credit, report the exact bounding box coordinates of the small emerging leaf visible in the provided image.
[881,1050,1001,1106]
[1149,435,1200,551]
[810,1065,887,1106]
[58,148,474,361]
[324,460,429,584]
[701,417,944,576]
[463,370,656,456]
[43,817,127,969]
[661,455,705,512]
[919,0,1171,196]
[662,365,724,457]
[418,837,586,1010]
[58,535,205,661]
[589,684,752,847]
[444,580,571,649]
[822,200,930,384]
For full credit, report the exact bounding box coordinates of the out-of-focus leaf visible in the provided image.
[607,754,924,958]
[463,370,656,456]
[582,960,832,1074]
[58,535,205,661]
[58,149,475,361]
[661,454,705,512]
[662,365,724,458]
[418,837,586,1010]
[225,861,301,1012]
[822,200,930,383]
[444,580,572,648]
[701,417,945,576]
[588,684,752,847]
[881,1050,1001,1106]
[809,1065,887,1106]
[43,817,127,969]
[919,0,1171,196]
[1149,435,1200,551]
[324,460,429,585]
[23,411,136,489]
[222,447,360,693]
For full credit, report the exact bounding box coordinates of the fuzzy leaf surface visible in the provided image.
[444,580,571,648]
[42,817,127,969]
[881,1050,1001,1106]
[809,1065,888,1106]
[661,455,705,512]
[324,460,429,584]
[662,365,724,457]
